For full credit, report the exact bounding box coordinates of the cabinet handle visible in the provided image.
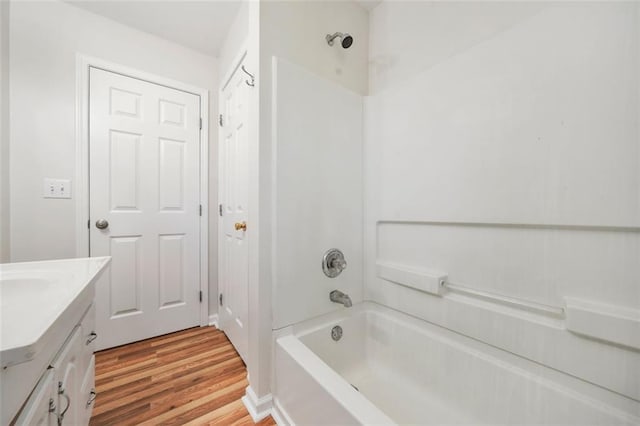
[87,389,97,408]
[86,331,98,345]
[57,382,71,425]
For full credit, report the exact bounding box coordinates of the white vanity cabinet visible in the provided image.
[12,304,98,426]
[79,304,98,425]
[52,327,83,426]
[12,370,56,426]
[0,257,109,425]
[79,356,97,425]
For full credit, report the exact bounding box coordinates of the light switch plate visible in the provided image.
[43,178,72,199]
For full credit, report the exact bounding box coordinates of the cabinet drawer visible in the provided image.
[52,327,82,426]
[12,368,56,426]
[80,304,96,376]
[79,355,96,426]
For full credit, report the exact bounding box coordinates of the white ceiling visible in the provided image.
[67,1,242,57]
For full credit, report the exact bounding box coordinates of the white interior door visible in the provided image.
[218,60,249,362]
[90,67,201,350]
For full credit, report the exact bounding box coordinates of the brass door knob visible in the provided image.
[235,221,247,231]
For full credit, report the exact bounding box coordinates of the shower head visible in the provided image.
[326,32,353,49]
[341,34,353,49]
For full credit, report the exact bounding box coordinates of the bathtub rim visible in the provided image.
[273,301,640,424]
[274,333,395,425]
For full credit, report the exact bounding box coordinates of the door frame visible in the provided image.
[217,44,248,334]
[74,54,210,327]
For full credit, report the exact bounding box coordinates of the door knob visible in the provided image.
[234,221,247,231]
[95,219,109,230]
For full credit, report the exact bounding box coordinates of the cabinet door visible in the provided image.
[52,327,82,426]
[80,303,97,376]
[12,369,56,426]
[79,355,96,426]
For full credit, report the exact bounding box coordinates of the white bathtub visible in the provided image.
[273,302,639,425]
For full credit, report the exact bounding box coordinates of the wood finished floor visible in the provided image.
[90,327,276,426]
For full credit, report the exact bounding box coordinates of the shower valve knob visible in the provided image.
[331,258,347,271]
[323,249,347,278]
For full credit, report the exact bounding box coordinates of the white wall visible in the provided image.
[366,1,639,402]
[219,0,249,84]
[241,0,369,406]
[261,0,369,96]
[9,1,219,308]
[259,2,369,318]
[272,58,363,330]
[0,0,9,263]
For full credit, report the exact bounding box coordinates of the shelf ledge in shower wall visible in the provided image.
[376,261,565,319]
[565,298,640,351]
[376,262,447,296]
[376,262,640,352]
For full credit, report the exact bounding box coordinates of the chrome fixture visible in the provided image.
[58,381,71,424]
[326,32,353,49]
[323,248,347,278]
[86,390,97,408]
[330,290,352,308]
[95,219,109,230]
[331,325,343,341]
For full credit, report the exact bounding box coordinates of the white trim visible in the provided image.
[75,54,90,258]
[208,314,219,328]
[199,79,210,328]
[241,385,272,422]
[221,40,248,91]
[271,398,293,426]
[217,85,224,331]
[75,54,210,326]
[217,45,249,333]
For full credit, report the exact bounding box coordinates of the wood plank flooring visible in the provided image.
[90,327,276,426]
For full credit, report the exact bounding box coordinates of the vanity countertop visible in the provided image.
[0,256,110,367]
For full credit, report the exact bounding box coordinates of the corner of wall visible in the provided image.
[0,0,10,263]
[218,0,249,83]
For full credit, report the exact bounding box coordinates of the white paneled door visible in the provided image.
[218,60,249,362]
[89,67,201,350]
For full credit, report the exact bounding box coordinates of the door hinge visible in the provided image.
[199,117,203,130]
[219,293,223,306]
[219,114,223,127]
[199,291,203,303]
[199,204,202,216]
[87,220,90,229]
[219,204,223,217]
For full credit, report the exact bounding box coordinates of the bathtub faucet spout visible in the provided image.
[330,290,352,308]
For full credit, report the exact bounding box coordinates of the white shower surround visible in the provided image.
[269,1,639,423]
[273,302,639,425]
[271,57,364,330]
[364,0,640,405]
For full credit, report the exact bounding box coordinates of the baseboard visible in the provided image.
[208,314,219,328]
[271,398,294,426]
[241,385,272,422]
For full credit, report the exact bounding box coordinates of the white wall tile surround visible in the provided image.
[271,58,363,330]
[365,1,640,404]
